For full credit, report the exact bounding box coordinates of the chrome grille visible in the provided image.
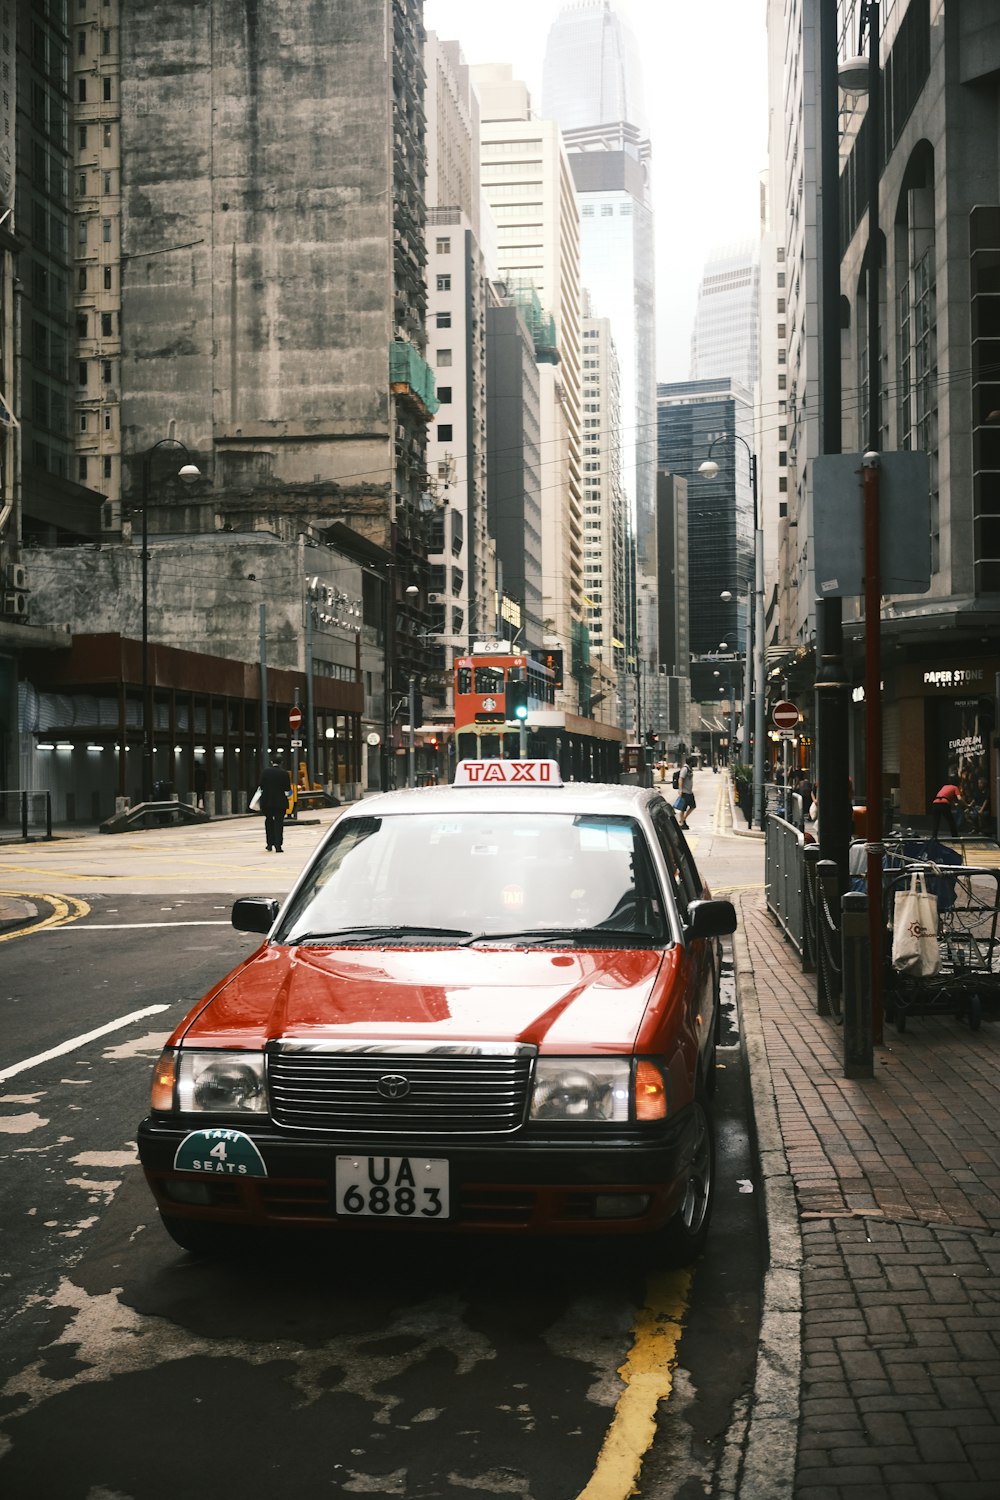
[268,1042,535,1135]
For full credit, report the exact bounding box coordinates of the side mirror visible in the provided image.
[685,898,737,940]
[232,897,280,935]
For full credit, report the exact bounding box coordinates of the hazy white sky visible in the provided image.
[423,0,769,383]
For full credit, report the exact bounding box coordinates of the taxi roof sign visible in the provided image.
[453,758,563,787]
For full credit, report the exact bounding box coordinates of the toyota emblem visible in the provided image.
[377,1073,411,1100]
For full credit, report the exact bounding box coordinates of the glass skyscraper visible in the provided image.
[542,1,656,680]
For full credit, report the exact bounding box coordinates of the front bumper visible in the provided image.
[137,1110,701,1237]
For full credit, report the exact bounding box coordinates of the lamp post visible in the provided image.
[699,440,766,826]
[139,439,200,802]
[841,0,884,1037]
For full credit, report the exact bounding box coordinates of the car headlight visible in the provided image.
[529,1059,631,1122]
[151,1050,267,1114]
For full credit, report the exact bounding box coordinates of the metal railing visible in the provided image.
[765,809,809,959]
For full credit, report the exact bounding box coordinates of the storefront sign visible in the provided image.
[923,668,985,688]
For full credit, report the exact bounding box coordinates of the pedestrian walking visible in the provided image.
[675,757,696,828]
[259,753,293,852]
[930,776,963,840]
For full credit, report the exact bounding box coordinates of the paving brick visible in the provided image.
[736,889,1000,1497]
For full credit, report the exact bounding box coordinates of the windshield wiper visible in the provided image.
[468,926,662,947]
[290,925,474,946]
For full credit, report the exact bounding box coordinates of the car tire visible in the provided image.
[653,1092,716,1267]
[159,1214,245,1257]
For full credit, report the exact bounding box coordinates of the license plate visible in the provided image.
[335,1155,449,1220]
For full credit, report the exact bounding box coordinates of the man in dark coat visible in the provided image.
[259,754,292,852]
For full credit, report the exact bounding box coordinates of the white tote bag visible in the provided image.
[891,871,940,977]
[249,786,262,812]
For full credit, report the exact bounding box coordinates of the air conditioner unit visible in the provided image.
[428,592,444,604]
[4,563,26,590]
[3,590,28,617]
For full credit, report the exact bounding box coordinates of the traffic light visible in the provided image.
[506,675,529,722]
[644,730,659,747]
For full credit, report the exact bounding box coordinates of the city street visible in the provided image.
[0,775,769,1499]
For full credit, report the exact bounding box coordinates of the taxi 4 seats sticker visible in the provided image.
[174,1127,268,1177]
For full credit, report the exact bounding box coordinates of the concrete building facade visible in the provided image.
[473,64,584,704]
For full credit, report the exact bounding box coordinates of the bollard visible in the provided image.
[841,890,873,1078]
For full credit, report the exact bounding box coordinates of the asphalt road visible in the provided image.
[0,778,767,1498]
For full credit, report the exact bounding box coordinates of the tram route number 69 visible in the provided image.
[335,1154,449,1219]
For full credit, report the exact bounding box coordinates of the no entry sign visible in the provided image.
[289,705,302,731]
[772,700,799,730]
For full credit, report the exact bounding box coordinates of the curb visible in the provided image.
[730,893,802,1497]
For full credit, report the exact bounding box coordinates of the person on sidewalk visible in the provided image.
[259,753,293,853]
[675,757,696,828]
[930,776,963,840]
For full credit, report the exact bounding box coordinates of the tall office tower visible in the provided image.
[580,307,626,715]
[8,0,431,810]
[473,64,583,693]
[541,2,655,728]
[118,0,433,670]
[541,0,647,136]
[73,0,123,534]
[757,4,789,643]
[775,0,822,658]
[689,242,761,392]
[424,34,493,723]
[486,291,543,648]
[657,378,755,714]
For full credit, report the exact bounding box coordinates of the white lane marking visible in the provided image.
[0,1005,170,1083]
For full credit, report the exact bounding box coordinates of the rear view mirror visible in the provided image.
[685,898,737,940]
[232,897,280,934]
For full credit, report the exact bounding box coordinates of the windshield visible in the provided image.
[277,811,668,944]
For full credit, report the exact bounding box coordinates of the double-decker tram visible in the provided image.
[453,642,625,782]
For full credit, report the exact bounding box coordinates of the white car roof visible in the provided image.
[342,779,668,821]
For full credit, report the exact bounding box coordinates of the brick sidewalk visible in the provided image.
[735,890,1000,1498]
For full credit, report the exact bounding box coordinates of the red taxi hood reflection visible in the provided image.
[177,944,674,1053]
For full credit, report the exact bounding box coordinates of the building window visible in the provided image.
[79,413,88,432]
[104,408,112,431]
[436,237,450,254]
[78,125,87,148]
[102,218,111,242]
[437,424,453,442]
[101,28,111,54]
[103,266,112,290]
[78,362,88,388]
[436,274,451,291]
[77,29,86,54]
[78,456,87,481]
[76,313,88,337]
[78,171,86,194]
[101,312,113,336]
[102,360,112,384]
[435,311,451,328]
[102,76,111,101]
[103,455,112,479]
[103,170,111,193]
[436,386,451,404]
[79,268,87,291]
[78,78,86,101]
[78,219,88,244]
[437,349,452,367]
[103,123,112,147]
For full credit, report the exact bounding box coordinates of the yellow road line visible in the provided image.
[0,892,91,943]
[577,1268,691,1498]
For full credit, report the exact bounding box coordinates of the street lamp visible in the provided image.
[841,0,885,1035]
[139,439,200,802]
[699,444,766,827]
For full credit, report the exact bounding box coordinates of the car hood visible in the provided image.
[176,943,672,1053]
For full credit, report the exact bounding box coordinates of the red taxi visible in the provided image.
[138,760,737,1262]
